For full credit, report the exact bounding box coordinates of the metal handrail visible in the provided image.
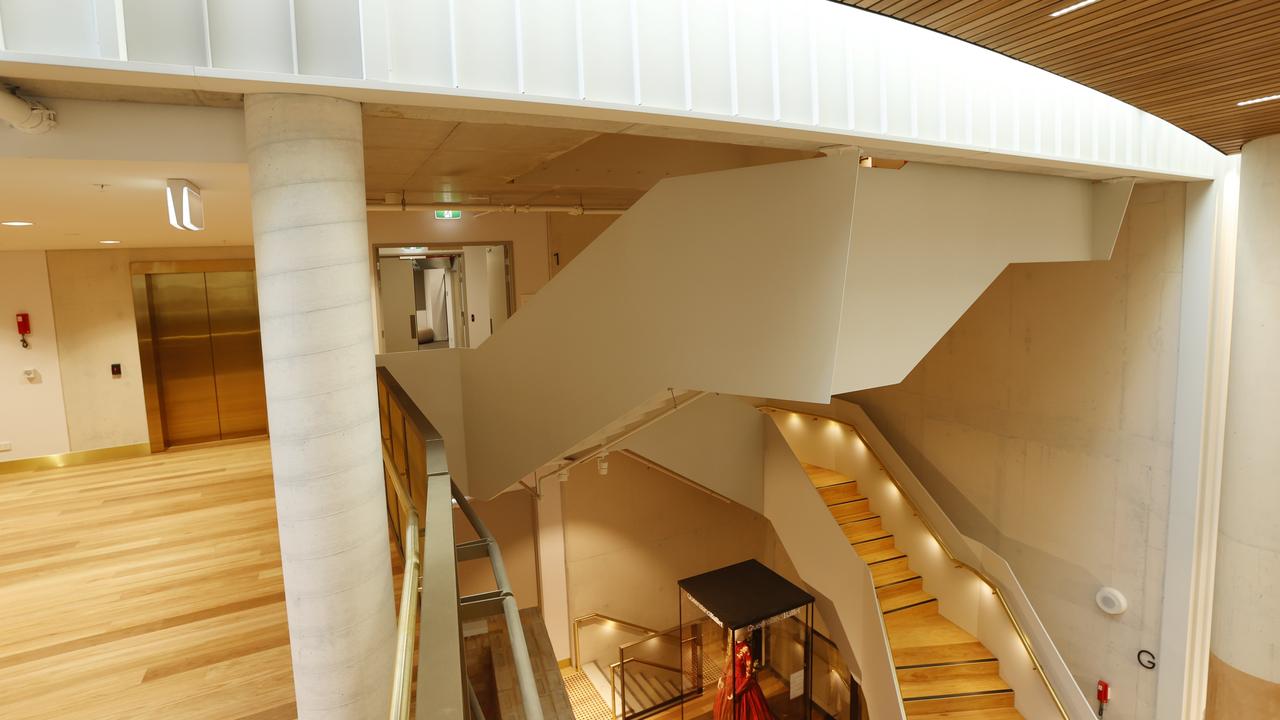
[452,485,544,720]
[571,613,663,668]
[609,656,692,719]
[758,405,1070,720]
[383,446,422,720]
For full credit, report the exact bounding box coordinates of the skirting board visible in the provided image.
[0,443,151,475]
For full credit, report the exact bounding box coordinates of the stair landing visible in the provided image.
[801,463,1024,719]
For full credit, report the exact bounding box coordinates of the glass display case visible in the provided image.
[676,560,815,720]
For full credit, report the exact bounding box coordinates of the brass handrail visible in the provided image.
[570,613,662,668]
[383,445,422,720]
[759,406,1070,720]
[609,657,689,719]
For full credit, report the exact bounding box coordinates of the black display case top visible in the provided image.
[678,559,814,631]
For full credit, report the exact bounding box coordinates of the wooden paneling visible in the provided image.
[841,0,1280,154]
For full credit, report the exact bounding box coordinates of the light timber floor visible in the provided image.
[0,439,300,720]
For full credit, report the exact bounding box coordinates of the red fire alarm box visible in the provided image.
[1097,679,1111,704]
[16,312,30,335]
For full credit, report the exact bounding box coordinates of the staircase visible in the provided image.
[805,463,1023,720]
[576,660,683,719]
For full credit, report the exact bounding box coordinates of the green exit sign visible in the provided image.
[434,210,462,220]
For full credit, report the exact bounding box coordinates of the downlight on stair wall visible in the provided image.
[1,220,33,226]
[165,178,204,231]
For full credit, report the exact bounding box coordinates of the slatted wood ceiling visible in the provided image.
[839,0,1280,154]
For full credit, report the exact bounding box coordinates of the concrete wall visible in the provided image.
[454,490,540,610]
[848,182,1186,719]
[1208,134,1280,718]
[0,251,70,460]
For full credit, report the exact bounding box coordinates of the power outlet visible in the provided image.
[0,441,12,452]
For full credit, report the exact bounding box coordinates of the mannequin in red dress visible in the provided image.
[714,640,776,720]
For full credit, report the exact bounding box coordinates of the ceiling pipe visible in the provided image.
[0,89,56,134]
[367,202,627,216]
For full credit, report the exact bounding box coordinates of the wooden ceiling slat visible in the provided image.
[837,0,1280,153]
[1059,17,1280,84]
[1016,1,1270,67]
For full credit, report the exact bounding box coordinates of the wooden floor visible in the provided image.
[0,439,298,720]
[804,464,1023,720]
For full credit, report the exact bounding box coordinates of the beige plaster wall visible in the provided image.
[46,246,254,452]
[848,182,1186,720]
[561,451,772,633]
[0,251,70,460]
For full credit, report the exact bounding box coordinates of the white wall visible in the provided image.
[850,182,1187,720]
[0,251,70,461]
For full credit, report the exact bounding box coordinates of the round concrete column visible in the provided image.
[244,93,395,720]
[1209,133,1280,716]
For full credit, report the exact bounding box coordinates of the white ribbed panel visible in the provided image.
[0,0,1221,178]
[244,93,395,720]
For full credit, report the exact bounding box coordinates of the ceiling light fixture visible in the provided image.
[1049,0,1100,17]
[1,220,33,227]
[1237,93,1280,108]
[165,178,204,231]
[98,240,121,245]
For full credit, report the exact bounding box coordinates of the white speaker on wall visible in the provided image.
[1095,586,1128,615]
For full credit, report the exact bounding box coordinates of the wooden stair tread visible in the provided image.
[871,557,920,588]
[878,578,935,614]
[819,483,863,505]
[884,606,995,668]
[902,692,1017,717]
[829,498,873,522]
[855,536,905,563]
[909,708,1024,720]
[842,518,891,543]
[897,661,1009,700]
[803,463,850,488]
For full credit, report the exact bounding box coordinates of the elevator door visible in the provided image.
[146,271,268,447]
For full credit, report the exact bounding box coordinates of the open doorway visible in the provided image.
[376,244,513,352]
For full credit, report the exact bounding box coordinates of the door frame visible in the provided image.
[130,259,257,452]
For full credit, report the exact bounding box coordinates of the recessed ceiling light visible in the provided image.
[98,240,121,245]
[1050,0,1100,17]
[2,220,33,227]
[1237,94,1280,108]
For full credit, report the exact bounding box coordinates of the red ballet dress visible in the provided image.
[714,642,776,720]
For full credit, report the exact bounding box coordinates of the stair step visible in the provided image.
[803,463,850,488]
[884,605,995,668]
[842,517,891,544]
[819,482,863,506]
[897,660,1008,701]
[871,557,920,588]
[908,706,1024,720]
[853,536,906,564]
[829,498,873,522]
[627,673,659,709]
[903,691,1017,717]
[878,578,934,613]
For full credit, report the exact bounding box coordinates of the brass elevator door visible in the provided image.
[205,271,268,439]
[145,271,268,447]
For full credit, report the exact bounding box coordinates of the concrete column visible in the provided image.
[244,93,396,720]
[1208,134,1280,716]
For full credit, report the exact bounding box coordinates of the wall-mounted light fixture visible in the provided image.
[165,178,204,231]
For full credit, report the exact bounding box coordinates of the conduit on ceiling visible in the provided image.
[0,87,56,134]
[367,203,627,216]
